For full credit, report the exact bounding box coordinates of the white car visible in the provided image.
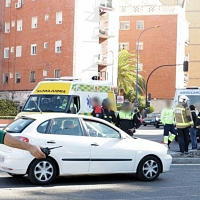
[0,114,172,185]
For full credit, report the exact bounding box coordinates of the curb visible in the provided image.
[172,157,200,164]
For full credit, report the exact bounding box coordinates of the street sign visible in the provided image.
[117,96,124,104]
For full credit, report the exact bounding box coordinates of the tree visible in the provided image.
[118,49,146,95]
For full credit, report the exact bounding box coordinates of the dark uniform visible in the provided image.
[0,130,6,144]
[102,108,116,124]
[91,105,103,119]
[116,111,140,136]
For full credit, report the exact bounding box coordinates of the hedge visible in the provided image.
[0,99,18,116]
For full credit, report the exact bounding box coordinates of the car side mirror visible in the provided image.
[120,132,126,139]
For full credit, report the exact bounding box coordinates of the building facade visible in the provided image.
[119,0,188,109]
[0,0,119,103]
[185,0,200,86]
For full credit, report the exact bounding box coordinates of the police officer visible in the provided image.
[174,95,193,154]
[0,130,45,159]
[116,102,140,136]
[161,99,176,148]
[91,97,103,119]
[101,98,116,124]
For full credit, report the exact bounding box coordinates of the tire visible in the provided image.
[28,158,57,185]
[137,156,161,181]
[155,124,160,129]
[143,124,147,126]
[8,173,25,178]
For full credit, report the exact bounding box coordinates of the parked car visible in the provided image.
[143,113,161,127]
[154,116,164,129]
[0,114,172,185]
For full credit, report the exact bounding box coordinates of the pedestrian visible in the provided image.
[189,105,197,150]
[91,97,103,119]
[161,99,177,148]
[0,129,45,159]
[101,98,116,124]
[174,95,194,154]
[116,102,141,137]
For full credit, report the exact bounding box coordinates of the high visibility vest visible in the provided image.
[119,111,134,120]
[161,108,174,125]
[196,116,200,128]
[175,105,193,128]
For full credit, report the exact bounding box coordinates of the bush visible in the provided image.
[0,99,18,117]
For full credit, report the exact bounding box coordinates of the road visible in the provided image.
[0,126,198,200]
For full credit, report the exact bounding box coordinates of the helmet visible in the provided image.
[179,95,190,103]
[102,98,111,107]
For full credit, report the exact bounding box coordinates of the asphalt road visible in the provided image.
[0,165,200,200]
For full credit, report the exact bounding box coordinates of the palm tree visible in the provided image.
[118,49,146,95]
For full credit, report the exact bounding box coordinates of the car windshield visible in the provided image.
[4,118,35,133]
[148,113,160,118]
[23,95,70,112]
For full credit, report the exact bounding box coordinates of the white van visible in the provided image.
[16,77,117,119]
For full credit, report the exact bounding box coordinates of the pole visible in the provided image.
[145,64,183,108]
[135,25,161,107]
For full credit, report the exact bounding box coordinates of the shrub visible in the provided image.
[0,99,18,117]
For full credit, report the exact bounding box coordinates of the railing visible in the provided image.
[100,0,113,9]
[99,27,115,38]
[98,51,114,66]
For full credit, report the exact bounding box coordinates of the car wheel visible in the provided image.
[8,173,25,178]
[143,124,147,126]
[28,158,57,185]
[155,125,160,128]
[137,156,161,181]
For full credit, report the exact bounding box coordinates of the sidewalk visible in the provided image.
[171,150,200,164]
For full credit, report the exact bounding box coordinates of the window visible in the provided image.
[136,42,143,50]
[10,73,13,79]
[5,22,10,33]
[56,12,62,24]
[119,42,129,50]
[5,0,11,7]
[5,118,35,133]
[43,70,47,77]
[119,21,130,30]
[31,44,37,55]
[16,46,22,57]
[136,21,144,30]
[3,73,8,84]
[54,69,60,78]
[15,72,21,83]
[37,120,50,133]
[84,120,120,138]
[55,40,62,53]
[44,42,48,49]
[50,118,83,136]
[31,16,38,28]
[4,47,9,58]
[17,19,22,31]
[45,14,49,21]
[30,71,36,82]
[11,21,15,27]
[11,47,14,53]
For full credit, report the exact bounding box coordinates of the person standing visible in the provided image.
[116,102,140,136]
[101,98,116,124]
[161,99,177,148]
[189,105,197,150]
[174,95,194,154]
[91,97,103,119]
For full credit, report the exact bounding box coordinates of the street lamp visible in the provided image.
[135,24,162,107]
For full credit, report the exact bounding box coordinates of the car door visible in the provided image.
[82,118,136,173]
[43,117,91,175]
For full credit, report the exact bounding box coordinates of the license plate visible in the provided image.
[145,121,150,123]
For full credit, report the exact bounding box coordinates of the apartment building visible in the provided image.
[0,0,119,103]
[119,0,189,109]
[185,0,200,86]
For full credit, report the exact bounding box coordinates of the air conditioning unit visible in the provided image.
[6,29,10,33]
[34,24,37,28]
[15,3,21,8]
[58,21,62,24]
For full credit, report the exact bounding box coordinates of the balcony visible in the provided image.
[97,51,114,66]
[99,27,115,39]
[99,0,114,12]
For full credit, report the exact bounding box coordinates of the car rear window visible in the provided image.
[4,118,35,133]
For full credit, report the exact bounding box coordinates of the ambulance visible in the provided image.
[16,77,117,119]
[174,87,200,111]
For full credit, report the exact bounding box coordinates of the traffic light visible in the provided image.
[183,61,188,72]
[146,101,150,107]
